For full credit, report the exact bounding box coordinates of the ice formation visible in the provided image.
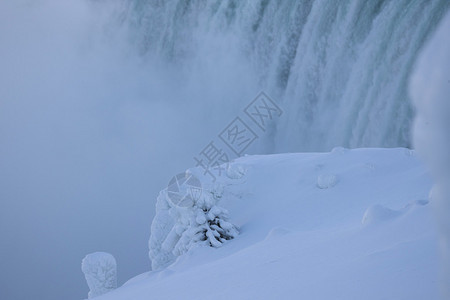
[81,252,117,299]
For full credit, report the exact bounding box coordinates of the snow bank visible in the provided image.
[81,252,117,299]
[411,11,450,299]
[96,148,436,300]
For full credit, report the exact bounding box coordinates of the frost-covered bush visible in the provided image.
[174,198,239,253]
[149,185,238,270]
[81,252,117,299]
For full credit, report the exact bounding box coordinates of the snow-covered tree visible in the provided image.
[174,201,239,255]
[149,185,238,270]
[81,252,117,299]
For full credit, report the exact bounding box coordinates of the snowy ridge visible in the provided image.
[97,148,437,300]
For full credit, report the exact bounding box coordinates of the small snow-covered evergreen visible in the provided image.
[149,185,238,270]
[81,252,117,299]
[174,199,239,254]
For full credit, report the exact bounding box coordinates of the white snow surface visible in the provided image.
[97,148,437,300]
[411,11,450,299]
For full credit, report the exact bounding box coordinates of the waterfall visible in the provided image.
[123,0,448,152]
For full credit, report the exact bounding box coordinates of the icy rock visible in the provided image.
[81,252,117,299]
[317,174,338,189]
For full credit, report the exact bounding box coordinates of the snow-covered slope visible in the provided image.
[95,148,437,300]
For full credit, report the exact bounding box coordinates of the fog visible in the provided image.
[0,1,258,299]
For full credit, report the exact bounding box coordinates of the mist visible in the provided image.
[0,1,258,299]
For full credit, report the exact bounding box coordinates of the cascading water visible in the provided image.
[124,0,448,152]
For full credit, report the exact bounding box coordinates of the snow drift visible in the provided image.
[97,148,436,300]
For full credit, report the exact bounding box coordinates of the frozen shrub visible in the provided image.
[81,252,117,299]
[149,185,238,270]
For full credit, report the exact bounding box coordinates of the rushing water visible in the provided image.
[125,0,448,151]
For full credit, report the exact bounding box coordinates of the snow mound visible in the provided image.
[362,200,429,227]
[81,252,117,299]
[317,173,338,189]
[361,205,402,226]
